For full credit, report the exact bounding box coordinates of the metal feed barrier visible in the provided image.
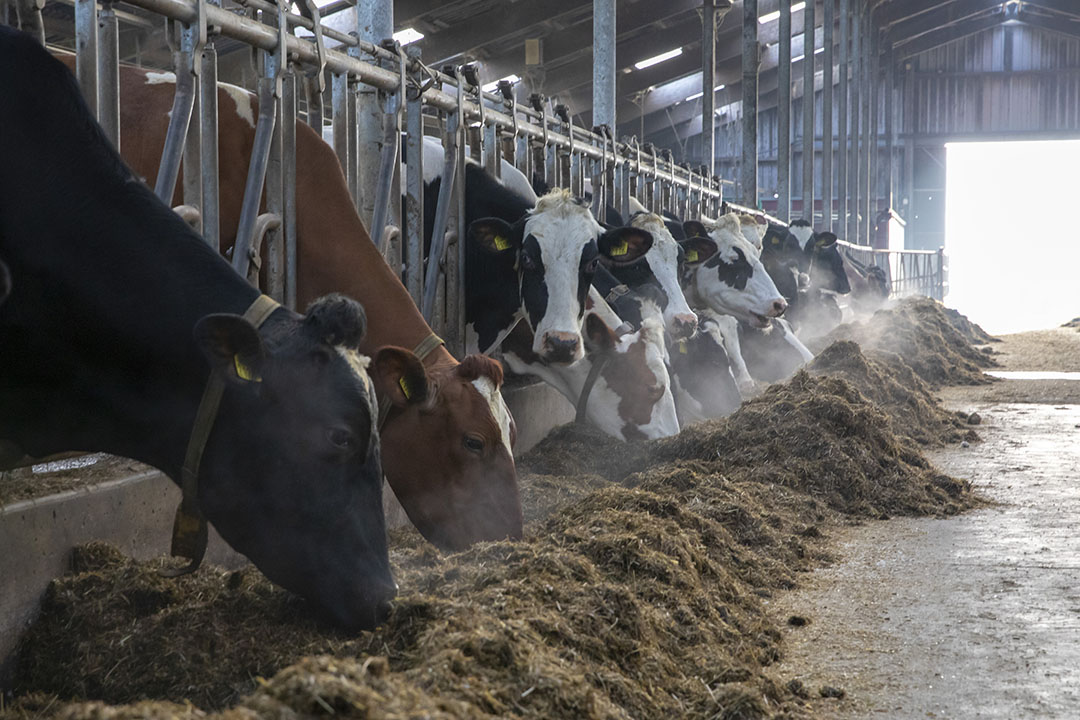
[15,0,728,358]
[837,240,947,301]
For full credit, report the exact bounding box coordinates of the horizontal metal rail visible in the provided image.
[837,240,946,301]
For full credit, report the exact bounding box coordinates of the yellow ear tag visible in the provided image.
[493,235,511,251]
[686,249,699,263]
[771,236,781,245]
[233,354,261,382]
[398,376,412,400]
[610,240,629,257]
[678,340,688,354]
[816,237,831,248]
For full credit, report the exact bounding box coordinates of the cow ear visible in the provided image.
[0,259,10,306]
[683,220,709,240]
[815,232,838,249]
[679,237,719,266]
[583,313,617,354]
[194,314,267,386]
[373,346,431,408]
[468,217,519,254]
[599,227,652,264]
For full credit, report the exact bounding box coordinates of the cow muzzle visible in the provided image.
[541,331,582,364]
[671,312,698,338]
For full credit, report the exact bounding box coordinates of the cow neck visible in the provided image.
[293,124,451,374]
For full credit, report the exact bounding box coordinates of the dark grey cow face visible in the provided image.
[788,221,851,295]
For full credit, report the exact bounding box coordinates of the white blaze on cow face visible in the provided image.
[471,376,514,453]
[522,190,602,363]
[143,70,255,128]
[688,214,787,329]
[629,213,698,337]
[788,221,815,251]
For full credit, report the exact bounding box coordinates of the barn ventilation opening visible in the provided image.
[945,139,1080,335]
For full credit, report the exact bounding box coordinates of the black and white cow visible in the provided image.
[679,213,789,328]
[0,26,394,630]
[454,164,647,364]
[787,220,852,296]
[668,311,744,426]
[737,317,816,383]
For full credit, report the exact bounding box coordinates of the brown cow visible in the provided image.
[57,55,522,551]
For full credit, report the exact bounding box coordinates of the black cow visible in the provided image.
[0,27,394,630]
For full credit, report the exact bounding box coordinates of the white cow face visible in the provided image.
[680,214,788,328]
[736,213,767,251]
[606,213,698,339]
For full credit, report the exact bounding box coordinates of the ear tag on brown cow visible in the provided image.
[686,249,699,263]
[678,340,688,354]
[233,354,261,382]
[610,240,629,257]
[494,235,511,251]
[399,376,413,400]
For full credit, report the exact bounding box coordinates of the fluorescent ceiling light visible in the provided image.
[759,2,805,24]
[792,47,825,63]
[482,74,520,93]
[393,27,425,45]
[634,47,683,70]
[684,84,726,102]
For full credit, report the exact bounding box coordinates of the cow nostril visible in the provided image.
[772,300,788,316]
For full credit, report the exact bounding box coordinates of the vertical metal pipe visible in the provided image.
[331,73,352,203]
[593,0,616,129]
[703,0,717,175]
[801,0,815,224]
[182,27,202,222]
[355,0,393,229]
[155,41,197,206]
[821,0,834,231]
[232,75,277,277]
[837,0,848,236]
[861,12,872,245]
[884,41,894,211]
[75,0,98,119]
[404,74,424,306]
[282,71,298,308]
[97,2,120,151]
[903,61,915,227]
[15,0,46,44]
[266,75,286,300]
[777,0,792,222]
[847,1,860,243]
[200,42,220,250]
[741,0,759,208]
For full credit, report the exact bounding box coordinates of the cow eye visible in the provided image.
[585,257,600,274]
[520,253,537,271]
[328,427,355,451]
[463,434,485,454]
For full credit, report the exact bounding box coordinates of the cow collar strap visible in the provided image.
[163,294,281,578]
[575,352,611,424]
[377,332,445,431]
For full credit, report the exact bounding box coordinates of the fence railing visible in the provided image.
[19,0,729,357]
[837,240,947,301]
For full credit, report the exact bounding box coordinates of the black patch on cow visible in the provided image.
[668,328,741,418]
[520,233,549,331]
[737,321,806,383]
[704,245,754,290]
[591,265,666,329]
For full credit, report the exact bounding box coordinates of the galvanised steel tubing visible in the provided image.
[404,63,424,306]
[75,0,97,118]
[356,0,393,228]
[200,41,220,250]
[777,0,792,223]
[15,0,46,44]
[154,46,198,205]
[118,0,724,201]
[282,70,298,308]
[703,0,718,175]
[868,28,879,244]
[181,24,202,224]
[232,74,279,278]
[837,0,848,236]
[593,0,616,129]
[97,2,121,151]
[847,0,860,244]
[822,0,834,231]
[883,41,894,210]
[450,74,468,357]
[422,110,460,322]
[370,48,405,255]
[861,10,872,245]
[266,72,286,301]
[741,0,759,208]
[331,73,352,196]
[801,0,815,224]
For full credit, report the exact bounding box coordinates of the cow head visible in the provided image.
[469,190,619,365]
[679,214,788,327]
[194,294,394,630]
[0,258,10,306]
[669,313,743,426]
[736,213,767,251]
[761,223,805,305]
[372,350,521,551]
[581,311,680,441]
[597,213,698,339]
[789,220,851,295]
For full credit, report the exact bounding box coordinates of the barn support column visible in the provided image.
[884,40,895,212]
[741,0,759,207]
[801,0,815,224]
[593,0,616,129]
[821,0,834,231]
[703,0,718,178]
[355,0,393,230]
[15,0,45,44]
[75,0,98,119]
[777,0,792,222]
[861,11,873,245]
[98,1,121,151]
[837,0,848,237]
[847,0,860,243]
[903,61,915,228]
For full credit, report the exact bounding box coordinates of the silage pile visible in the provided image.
[810,296,997,386]
[5,301,987,720]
